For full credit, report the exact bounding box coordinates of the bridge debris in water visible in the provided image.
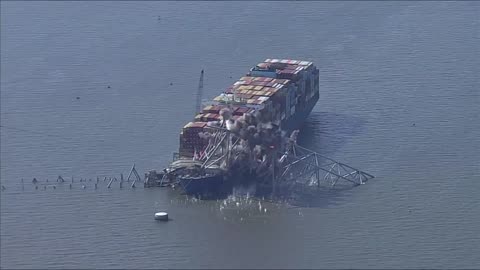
[144,126,375,199]
[5,165,144,192]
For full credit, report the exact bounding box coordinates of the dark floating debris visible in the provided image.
[76,97,80,100]
[107,85,111,89]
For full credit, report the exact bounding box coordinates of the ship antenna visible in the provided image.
[195,69,204,115]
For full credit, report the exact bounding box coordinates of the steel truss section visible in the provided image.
[192,128,374,188]
[278,144,374,187]
[198,128,232,169]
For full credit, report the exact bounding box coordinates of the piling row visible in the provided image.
[1,165,144,192]
[2,174,141,192]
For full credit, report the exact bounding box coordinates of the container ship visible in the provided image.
[148,59,320,198]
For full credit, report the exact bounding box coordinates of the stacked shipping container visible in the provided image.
[179,59,319,158]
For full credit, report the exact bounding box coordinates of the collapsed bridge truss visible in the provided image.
[191,128,374,189]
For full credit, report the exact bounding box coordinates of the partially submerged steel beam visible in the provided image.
[278,144,375,187]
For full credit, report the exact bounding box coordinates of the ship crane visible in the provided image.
[195,69,204,115]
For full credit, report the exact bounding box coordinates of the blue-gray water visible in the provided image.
[1,1,479,269]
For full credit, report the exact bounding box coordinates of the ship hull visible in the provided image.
[282,92,319,132]
[178,173,231,199]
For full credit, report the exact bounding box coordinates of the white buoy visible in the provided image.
[154,212,169,221]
